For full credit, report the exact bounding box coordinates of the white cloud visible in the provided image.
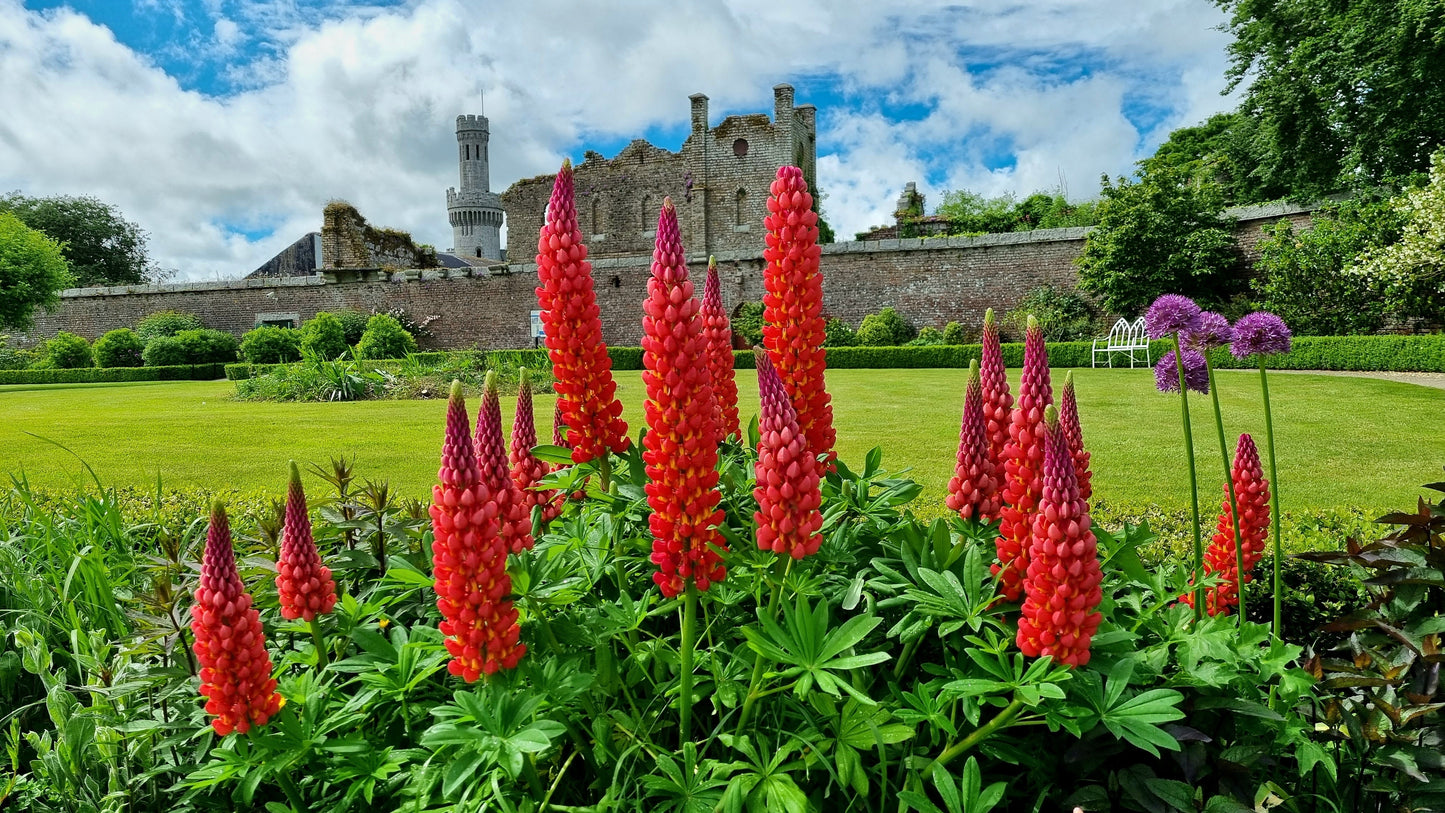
[0,0,1237,279]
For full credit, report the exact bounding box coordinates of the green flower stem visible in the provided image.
[308,617,328,670]
[737,558,792,734]
[1174,335,1205,622]
[597,455,612,494]
[923,695,1026,780]
[678,583,698,742]
[1206,362,1246,625]
[1259,361,1283,639]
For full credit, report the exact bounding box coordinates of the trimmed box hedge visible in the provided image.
[0,364,229,385]
[222,333,1445,382]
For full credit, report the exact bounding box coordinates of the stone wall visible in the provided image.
[20,206,1315,349]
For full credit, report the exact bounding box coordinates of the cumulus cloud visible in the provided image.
[0,0,1237,279]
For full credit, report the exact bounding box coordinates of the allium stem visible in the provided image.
[678,584,698,742]
[1174,335,1204,621]
[1205,362,1246,626]
[1259,361,1283,639]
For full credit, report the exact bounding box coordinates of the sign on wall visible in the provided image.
[530,310,545,339]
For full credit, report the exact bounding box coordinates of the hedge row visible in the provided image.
[0,364,229,385]
[223,334,1445,381]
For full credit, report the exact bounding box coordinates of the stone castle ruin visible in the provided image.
[502,84,816,262]
[20,84,1312,350]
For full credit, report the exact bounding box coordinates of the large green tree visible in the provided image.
[1075,165,1240,316]
[1216,0,1445,198]
[0,193,161,286]
[1139,112,1280,205]
[0,212,73,331]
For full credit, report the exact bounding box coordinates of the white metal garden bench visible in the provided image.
[1091,317,1151,368]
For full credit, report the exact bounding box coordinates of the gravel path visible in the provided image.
[1273,370,1445,390]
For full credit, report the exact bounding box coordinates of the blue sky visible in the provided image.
[0,0,1239,279]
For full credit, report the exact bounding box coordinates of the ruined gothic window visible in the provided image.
[591,197,604,235]
[640,195,653,229]
[735,188,747,226]
[733,138,748,158]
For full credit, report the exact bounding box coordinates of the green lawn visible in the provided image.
[1,369,1441,512]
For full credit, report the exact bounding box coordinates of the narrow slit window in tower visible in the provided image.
[735,188,747,226]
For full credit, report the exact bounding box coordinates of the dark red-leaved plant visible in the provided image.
[275,461,338,622]
[642,199,726,598]
[753,351,824,559]
[192,502,283,735]
[1017,406,1103,667]
[701,257,741,441]
[430,378,527,681]
[535,160,630,464]
[761,165,835,470]
[945,359,1000,521]
[1182,433,1272,616]
[509,368,563,524]
[995,316,1052,603]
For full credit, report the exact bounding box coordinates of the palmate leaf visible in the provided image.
[741,597,889,704]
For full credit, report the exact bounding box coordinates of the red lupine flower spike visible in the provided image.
[1182,433,1271,615]
[753,351,824,559]
[980,308,1013,465]
[1059,371,1092,501]
[701,256,741,441]
[551,398,570,449]
[642,198,727,598]
[430,379,526,681]
[475,372,534,555]
[761,165,835,470]
[1017,406,1103,667]
[192,501,282,736]
[946,360,1001,521]
[509,369,563,524]
[276,461,338,622]
[535,159,630,464]
[995,315,1053,602]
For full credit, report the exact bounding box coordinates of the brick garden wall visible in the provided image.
[21,208,1313,350]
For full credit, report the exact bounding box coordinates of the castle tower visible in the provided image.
[446,113,504,260]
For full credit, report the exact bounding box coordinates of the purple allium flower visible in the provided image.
[1155,349,1209,394]
[1146,294,1203,340]
[1184,311,1234,351]
[1230,312,1292,359]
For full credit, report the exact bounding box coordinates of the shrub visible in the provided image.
[300,312,348,361]
[141,335,186,366]
[1252,197,1403,335]
[0,364,226,384]
[175,329,239,365]
[731,301,764,347]
[1003,285,1098,342]
[354,314,418,359]
[92,328,145,368]
[134,310,202,343]
[0,335,39,370]
[240,326,302,364]
[906,326,945,346]
[822,317,857,347]
[857,306,916,346]
[942,320,970,345]
[333,309,371,346]
[42,331,93,368]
